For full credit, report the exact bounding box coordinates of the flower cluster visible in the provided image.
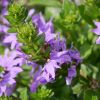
[0,1,26,96]
[0,2,82,95]
[0,49,23,96]
[29,13,82,92]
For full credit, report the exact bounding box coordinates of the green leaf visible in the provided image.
[92,96,98,100]
[28,0,61,7]
[72,83,83,94]
[0,45,5,54]
[7,27,17,33]
[80,43,92,59]
[18,88,28,100]
[80,64,92,78]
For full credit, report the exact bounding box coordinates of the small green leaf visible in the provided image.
[19,88,28,100]
[7,27,17,33]
[72,83,83,94]
[80,64,92,78]
[80,43,92,59]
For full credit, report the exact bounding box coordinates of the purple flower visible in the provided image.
[68,49,82,64]
[3,34,17,48]
[0,49,23,96]
[32,13,46,35]
[5,83,16,96]
[0,16,9,25]
[66,65,76,85]
[39,60,60,83]
[45,31,56,43]
[50,33,66,52]
[28,9,35,17]
[50,51,71,65]
[30,62,42,81]
[1,0,9,16]
[45,20,54,33]
[30,13,82,91]
[3,34,21,49]
[29,62,42,92]
[67,66,76,77]
[92,21,100,44]
[30,60,60,92]
[92,21,100,35]
[1,8,8,16]
[44,20,56,43]
[1,0,9,7]
[96,36,100,44]
[0,25,9,34]
[30,81,39,92]
[32,13,56,42]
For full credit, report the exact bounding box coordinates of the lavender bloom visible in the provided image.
[1,0,9,15]
[28,9,35,17]
[29,62,42,92]
[92,21,100,44]
[30,81,39,92]
[32,13,46,35]
[44,20,56,43]
[0,16,9,25]
[30,60,60,92]
[30,13,82,91]
[1,0,9,7]
[68,49,82,64]
[41,60,60,82]
[45,20,54,33]
[96,36,100,44]
[0,25,9,34]
[1,8,8,16]
[0,0,9,45]
[66,65,76,85]
[45,29,56,43]
[50,33,66,52]
[50,33,81,65]
[92,21,100,35]
[50,51,71,65]
[5,83,16,96]
[29,62,42,81]
[3,34,21,49]
[32,13,56,43]
[0,49,23,96]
